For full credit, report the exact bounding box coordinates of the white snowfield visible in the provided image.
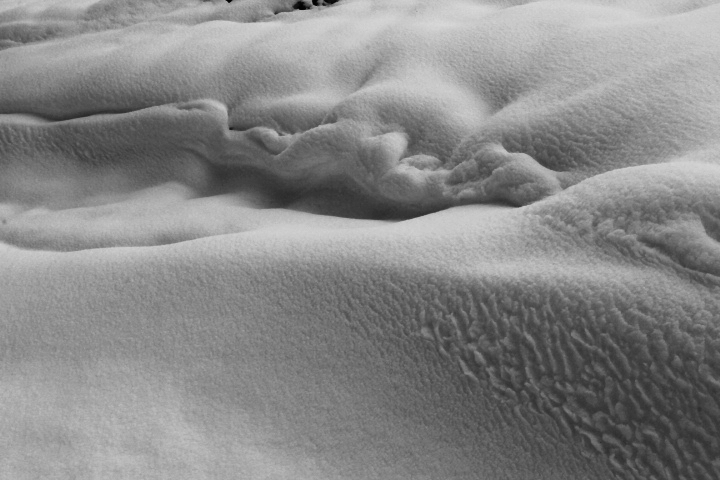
[1,0,719,479]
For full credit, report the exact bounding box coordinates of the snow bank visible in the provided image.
[1,1,719,479]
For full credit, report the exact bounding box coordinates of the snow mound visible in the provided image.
[527,162,720,277]
[2,1,720,479]
[2,0,720,222]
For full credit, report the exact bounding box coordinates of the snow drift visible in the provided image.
[1,0,719,479]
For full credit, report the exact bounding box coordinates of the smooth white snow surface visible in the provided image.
[1,0,720,479]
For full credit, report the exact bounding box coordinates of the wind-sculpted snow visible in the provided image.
[3,0,720,214]
[2,164,719,479]
[1,1,720,479]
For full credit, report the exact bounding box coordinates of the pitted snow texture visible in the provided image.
[414,163,720,480]
[420,268,720,480]
[2,1,720,480]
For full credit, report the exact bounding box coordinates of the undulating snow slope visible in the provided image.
[1,1,720,479]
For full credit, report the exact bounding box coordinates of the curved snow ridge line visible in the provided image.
[0,98,475,212]
[416,272,720,480]
[5,103,720,252]
[4,1,720,213]
[0,0,314,48]
[523,162,720,280]
[0,101,227,206]
[0,216,621,479]
[0,184,392,252]
[0,99,423,209]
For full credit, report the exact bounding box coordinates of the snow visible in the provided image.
[1,1,720,479]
